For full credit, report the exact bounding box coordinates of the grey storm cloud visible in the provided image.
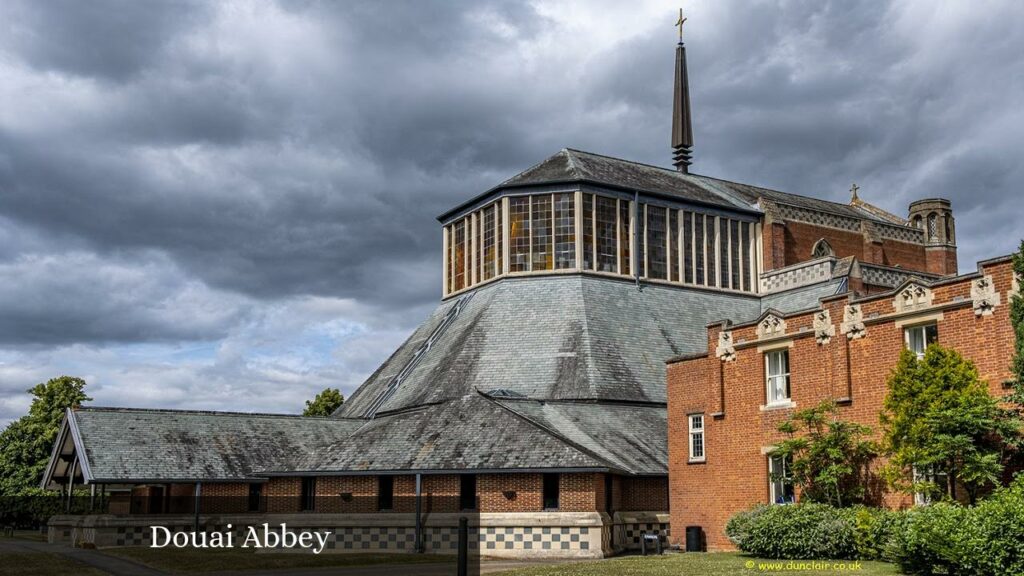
[0,0,1022,419]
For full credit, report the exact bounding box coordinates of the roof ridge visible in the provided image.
[477,391,627,473]
[74,406,344,420]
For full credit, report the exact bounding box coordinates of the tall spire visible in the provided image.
[672,8,694,173]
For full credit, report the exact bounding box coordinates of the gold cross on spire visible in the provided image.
[850,182,860,201]
[675,8,687,43]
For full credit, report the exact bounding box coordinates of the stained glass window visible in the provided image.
[646,205,667,280]
[720,218,730,289]
[531,195,553,271]
[705,216,717,287]
[683,211,693,284]
[596,196,618,272]
[670,209,680,282]
[509,197,530,272]
[482,205,496,281]
[730,219,741,290]
[694,213,705,286]
[453,219,466,291]
[554,193,576,269]
[619,200,631,276]
[582,194,594,271]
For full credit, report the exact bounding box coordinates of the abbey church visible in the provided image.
[42,27,1019,558]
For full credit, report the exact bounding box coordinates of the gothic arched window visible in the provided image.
[944,215,953,243]
[913,215,923,230]
[927,213,938,241]
[811,238,835,259]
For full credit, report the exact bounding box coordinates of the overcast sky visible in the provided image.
[1,0,1022,424]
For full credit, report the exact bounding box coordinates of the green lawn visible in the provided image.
[494,552,901,576]
[103,547,455,573]
[0,551,107,576]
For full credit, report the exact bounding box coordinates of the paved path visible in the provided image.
[1,539,165,575]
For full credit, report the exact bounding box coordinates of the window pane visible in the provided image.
[475,212,482,285]
[925,324,938,347]
[720,217,730,289]
[619,201,631,276]
[647,205,667,280]
[670,210,680,282]
[637,205,646,278]
[694,214,705,285]
[453,220,466,291]
[595,196,617,272]
[683,211,693,284]
[532,195,553,271]
[907,327,925,357]
[509,197,530,272]
[482,206,496,281]
[496,202,503,275]
[742,222,752,292]
[582,194,594,270]
[554,193,576,270]
[706,216,717,287]
[730,220,741,290]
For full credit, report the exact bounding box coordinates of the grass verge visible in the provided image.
[492,552,901,576]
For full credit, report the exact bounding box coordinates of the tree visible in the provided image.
[0,376,91,495]
[1009,240,1024,408]
[303,387,344,417]
[772,400,878,507]
[881,347,1018,505]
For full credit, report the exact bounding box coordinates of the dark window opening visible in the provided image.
[300,477,316,511]
[542,473,560,510]
[460,475,477,511]
[378,476,394,511]
[248,483,263,512]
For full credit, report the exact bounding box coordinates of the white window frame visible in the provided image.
[904,323,938,360]
[765,350,791,405]
[688,413,705,463]
[912,464,948,506]
[768,454,794,505]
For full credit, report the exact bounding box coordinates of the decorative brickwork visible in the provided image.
[667,258,1016,551]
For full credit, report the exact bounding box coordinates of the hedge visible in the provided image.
[725,475,1024,576]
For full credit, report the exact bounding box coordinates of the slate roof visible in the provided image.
[489,400,668,476]
[282,395,622,474]
[337,275,761,416]
[68,407,363,482]
[759,279,848,316]
[442,148,900,227]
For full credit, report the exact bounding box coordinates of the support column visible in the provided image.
[65,458,77,513]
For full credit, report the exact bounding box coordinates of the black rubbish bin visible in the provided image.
[685,526,703,552]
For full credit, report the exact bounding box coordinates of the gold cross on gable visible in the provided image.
[850,182,860,201]
[675,8,687,42]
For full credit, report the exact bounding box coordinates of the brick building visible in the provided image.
[666,257,1019,550]
[40,33,1002,558]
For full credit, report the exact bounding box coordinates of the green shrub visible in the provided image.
[848,506,905,561]
[886,477,1024,575]
[725,505,767,547]
[733,503,857,560]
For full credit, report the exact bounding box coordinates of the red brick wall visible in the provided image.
[775,221,931,273]
[668,259,1015,550]
[620,477,669,511]
[480,473,541,512]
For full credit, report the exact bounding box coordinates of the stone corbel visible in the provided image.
[971,275,1001,317]
[840,304,866,340]
[715,331,737,362]
[1011,272,1021,300]
[813,309,836,345]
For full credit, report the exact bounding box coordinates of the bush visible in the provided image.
[732,503,857,560]
[725,505,767,547]
[848,506,905,561]
[726,477,1024,573]
[888,476,1024,576]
